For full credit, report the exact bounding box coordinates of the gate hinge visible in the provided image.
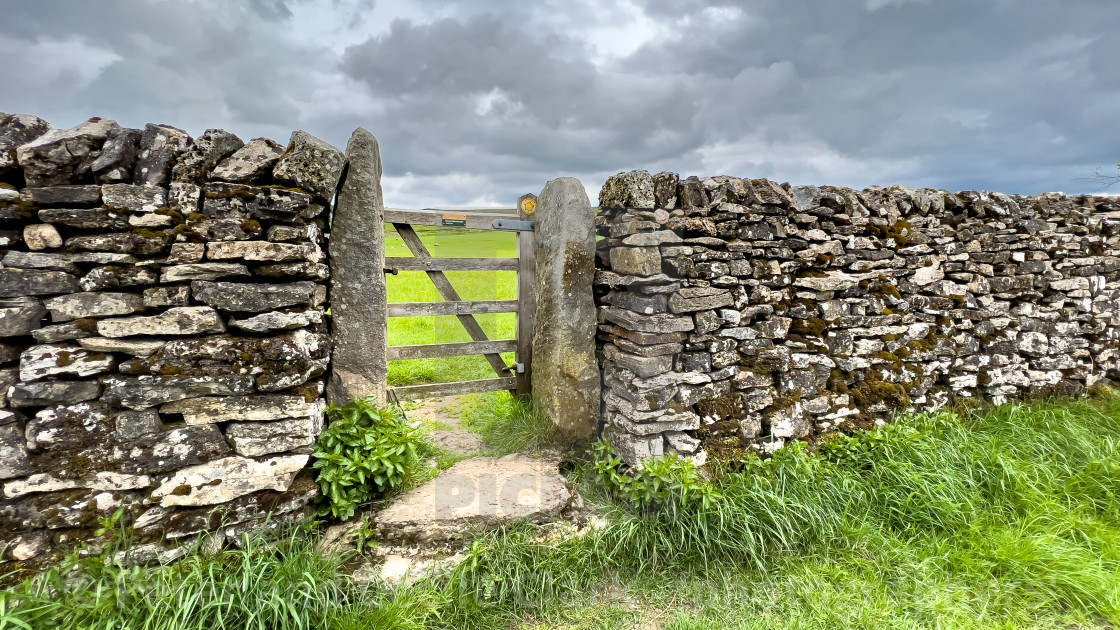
[492,219,534,232]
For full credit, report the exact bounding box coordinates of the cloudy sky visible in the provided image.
[2,0,1119,206]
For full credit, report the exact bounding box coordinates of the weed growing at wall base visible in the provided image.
[312,398,425,520]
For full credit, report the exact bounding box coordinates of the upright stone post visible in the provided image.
[327,128,387,406]
[531,177,600,447]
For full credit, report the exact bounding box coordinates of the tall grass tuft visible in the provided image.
[461,392,558,455]
[0,523,438,630]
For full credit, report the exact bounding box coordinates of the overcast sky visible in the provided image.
[2,0,1119,207]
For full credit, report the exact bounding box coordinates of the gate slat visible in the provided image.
[385,209,514,230]
[385,257,518,272]
[387,300,518,317]
[392,223,513,382]
[388,377,518,401]
[388,340,517,361]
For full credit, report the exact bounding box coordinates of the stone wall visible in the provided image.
[595,171,1120,466]
[0,114,341,565]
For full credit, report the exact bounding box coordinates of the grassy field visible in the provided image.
[3,396,1119,629]
[384,224,519,386]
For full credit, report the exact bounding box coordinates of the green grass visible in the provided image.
[385,225,519,386]
[460,393,558,456]
[5,396,1119,629]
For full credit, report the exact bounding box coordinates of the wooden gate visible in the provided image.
[382,203,536,402]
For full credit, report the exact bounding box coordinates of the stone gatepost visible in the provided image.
[327,128,388,405]
[531,177,601,446]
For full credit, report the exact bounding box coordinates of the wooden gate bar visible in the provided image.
[385,209,514,230]
[387,339,517,361]
[385,257,518,272]
[387,300,518,317]
[388,377,519,401]
[392,223,513,381]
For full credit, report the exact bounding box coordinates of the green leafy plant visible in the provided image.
[591,439,720,515]
[313,398,421,520]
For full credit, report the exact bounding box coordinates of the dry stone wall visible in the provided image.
[595,170,1120,466]
[0,113,341,566]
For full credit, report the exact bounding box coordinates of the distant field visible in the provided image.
[384,224,519,386]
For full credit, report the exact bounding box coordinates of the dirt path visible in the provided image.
[402,395,487,456]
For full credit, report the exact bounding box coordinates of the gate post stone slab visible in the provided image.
[531,177,600,446]
[327,128,388,405]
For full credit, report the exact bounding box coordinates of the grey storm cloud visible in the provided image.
[1,0,1118,206]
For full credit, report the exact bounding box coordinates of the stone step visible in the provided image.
[374,454,574,543]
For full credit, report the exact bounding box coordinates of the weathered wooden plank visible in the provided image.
[516,226,537,397]
[385,209,515,230]
[393,223,511,378]
[387,339,517,361]
[385,257,518,272]
[388,377,517,401]
[387,300,518,317]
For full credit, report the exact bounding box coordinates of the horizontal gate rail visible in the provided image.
[387,339,517,361]
[385,208,515,230]
[387,300,518,317]
[385,257,518,272]
[389,377,518,401]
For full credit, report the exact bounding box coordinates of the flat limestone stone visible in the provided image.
[19,343,115,381]
[102,374,255,410]
[191,281,319,313]
[375,454,572,542]
[37,207,130,229]
[22,185,102,206]
[206,241,321,263]
[118,425,233,475]
[101,183,167,213]
[80,265,159,291]
[78,337,166,357]
[7,380,102,407]
[31,320,96,343]
[160,263,250,283]
[161,395,326,424]
[0,268,79,298]
[44,291,146,322]
[225,415,323,457]
[2,251,81,273]
[150,455,309,507]
[228,309,323,333]
[97,306,225,337]
[201,182,317,219]
[3,471,152,499]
